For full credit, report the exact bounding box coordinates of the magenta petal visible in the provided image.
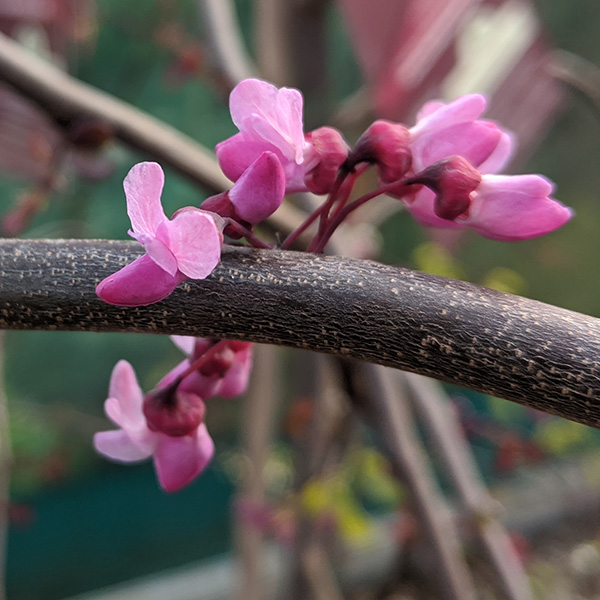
[218,345,253,398]
[153,424,215,492]
[478,130,513,174]
[411,94,487,137]
[466,175,573,241]
[165,209,222,279]
[124,162,167,236]
[96,254,186,307]
[94,430,154,463]
[411,121,502,171]
[404,188,464,229]
[229,152,285,224]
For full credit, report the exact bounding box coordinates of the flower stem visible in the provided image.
[225,220,273,249]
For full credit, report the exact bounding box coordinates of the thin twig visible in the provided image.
[197,0,259,88]
[235,344,280,600]
[352,363,477,600]
[403,373,533,600]
[0,32,229,194]
[0,332,10,600]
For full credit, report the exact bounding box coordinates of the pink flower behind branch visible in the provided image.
[96,162,224,306]
[93,360,214,492]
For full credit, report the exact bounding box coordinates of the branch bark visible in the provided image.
[1,238,600,429]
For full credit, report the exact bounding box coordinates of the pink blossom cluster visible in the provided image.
[94,336,252,492]
[94,78,573,491]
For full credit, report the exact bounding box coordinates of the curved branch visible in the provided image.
[0,32,229,193]
[1,238,600,428]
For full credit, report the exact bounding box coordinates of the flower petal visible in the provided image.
[411,94,487,138]
[465,175,574,241]
[228,152,285,224]
[105,360,145,430]
[217,344,253,398]
[147,223,179,276]
[153,424,215,492]
[163,209,223,279]
[411,121,503,171]
[96,254,186,307]
[171,336,196,356]
[94,430,154,463]
[403,188,464,229]
[124,162,167,236]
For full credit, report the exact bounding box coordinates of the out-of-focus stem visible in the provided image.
[0,332,10,600]
[356,363,477,600]
[403,373,533,600]
[235,344,279,600]
[197,0,259,88]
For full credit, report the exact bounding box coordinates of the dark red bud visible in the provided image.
[67,119,115,150]
[407,156,481,220]
[199,346,236,377]
[304,127,350,195]
[347,120,412,183]
[143,387,206,437]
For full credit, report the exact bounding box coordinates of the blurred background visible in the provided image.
[2,0,600,598]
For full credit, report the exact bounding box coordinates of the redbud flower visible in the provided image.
[164,336,254,399]
[346,120,412,183]
[216,78,310,193]
[304,127,350,194]
[94,360,214,492]
[202,151,285,228]
[96,162,224,306]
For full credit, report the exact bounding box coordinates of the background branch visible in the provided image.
[1,239,600,429]
[0,31,229,194]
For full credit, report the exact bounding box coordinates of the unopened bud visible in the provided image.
[346,120,412,183]
[407,156,481,220]
[304,127,350,195]
[143,386,206,437]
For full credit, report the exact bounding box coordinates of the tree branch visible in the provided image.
[0,31,229,194]
[1,238,600,428]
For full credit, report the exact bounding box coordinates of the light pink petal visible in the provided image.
[157,358,191,389]
[415,100,445,121]
[153,424,215,492]
[105,360,145,430]
[163,209,222,279]
[143,225,178,276]
[171,336,196,356]
[230,79,305,163]
[229,152,285,224]
[217,345,253,398]
[96,254,186,307]
[465,175,573,241]
[411,94,487,138]
[403,188,464,229]
[94,430,154,463]
[124,162,167,236]
[411,121,503,171]
[478,130,513,174]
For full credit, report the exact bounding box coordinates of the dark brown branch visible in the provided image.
[1,238,600,428]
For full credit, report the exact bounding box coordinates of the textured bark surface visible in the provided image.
[1,238,600,428]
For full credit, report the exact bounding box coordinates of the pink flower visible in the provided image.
[388,95,572,239]
[96,162,224,306]
[216,79,309,192]
[94,360,214,492]
[202,151,285,227]
[165,336,254,399]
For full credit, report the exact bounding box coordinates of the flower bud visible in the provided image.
[143,385,206,437]
[304,127,350,195]
[408,156,481,220]
[347,120,412,183]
